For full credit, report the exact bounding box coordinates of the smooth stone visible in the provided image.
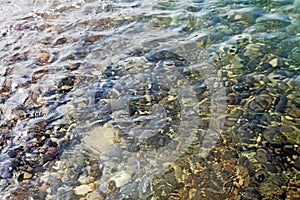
[294,157,300,170]
[256,13,291,25]
[78,175,94,184]
[269,58,278,67]
[263,129,284,145]
[280,125,300,144]
[86,191,104,200]
[271,0,295,5]
[286,19,300,35]
[290,47,300,62]
[233,7,259,24]
[74,184,93,196]
[110,171,132,188]
[37,52,53,63]
[83,125,118,153]
[23,172,33,179]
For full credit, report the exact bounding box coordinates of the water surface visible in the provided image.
[0,0,299,199]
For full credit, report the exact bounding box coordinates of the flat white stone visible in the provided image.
[83,125,117,153]
[110,171,132,188]
[74,184,92,196]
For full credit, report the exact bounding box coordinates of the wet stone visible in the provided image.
[86,191,104,200]
[37,52,54,65]
[243,43,267,59]
[270,0,295,5]
[275,96,288,113]
[254,148,268,163]
[247,94,273,112]
[286,19,300,35]
[293,157,300,170]
[231,7,260,24]
[23,172,33,179]
[290,47,300,63]
[152,1,177,10]
[256,13,291,26]
[254,169,268,183]
[186,5,202,12]
[54,37,68,45]
[280,125,300,144]
[57,76,76,89]
[222,149,238,160]
[74,184,93,196]
[263,128,285,145]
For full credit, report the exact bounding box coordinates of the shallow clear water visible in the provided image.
[0,0,299,199]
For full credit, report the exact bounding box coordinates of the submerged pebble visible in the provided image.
[74,184,93,196]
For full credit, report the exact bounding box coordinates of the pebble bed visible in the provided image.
[0,0,299,199]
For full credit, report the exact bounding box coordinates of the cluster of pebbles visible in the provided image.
[0,0,299,199]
